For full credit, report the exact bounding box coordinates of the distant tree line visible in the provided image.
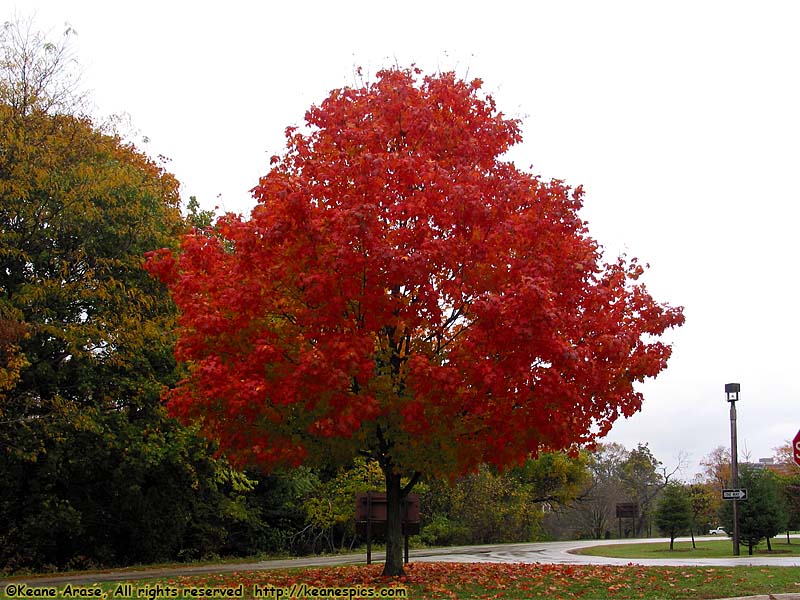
[648,446,799,555]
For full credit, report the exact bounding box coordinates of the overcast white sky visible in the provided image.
[15,0,800,478]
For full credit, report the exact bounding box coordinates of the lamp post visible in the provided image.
[725,382,740,556]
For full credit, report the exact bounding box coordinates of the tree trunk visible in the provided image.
[669,534,675,550]
[766,536,772,551]
[382,469,405,577]
[690,528,696,549]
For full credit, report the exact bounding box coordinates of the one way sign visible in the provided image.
[722,488,748,500]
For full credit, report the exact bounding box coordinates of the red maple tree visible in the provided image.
[147,68,684,575]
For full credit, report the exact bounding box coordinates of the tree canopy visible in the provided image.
[148,67,685,574]
[0,21,267,571]
[655,483,692,550]
[721,465,788,555]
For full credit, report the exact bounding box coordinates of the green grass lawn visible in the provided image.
[3,563,799,600]
[574,538,800,559]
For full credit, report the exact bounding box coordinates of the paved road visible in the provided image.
[414,535,800,568]
[6,536,800,587]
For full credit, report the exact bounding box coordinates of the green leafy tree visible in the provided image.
[721,465,789,555]
[781,475,800,543]
[0,21,262,571]
[655,483,692,550]
[299,458,385,553]
[421,463,542,545]
[512,451,590,507]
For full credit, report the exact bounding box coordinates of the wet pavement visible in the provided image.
[414,536,800,568]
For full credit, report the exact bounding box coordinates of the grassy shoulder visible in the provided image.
[3,563,799,600]
[573,537,800,559]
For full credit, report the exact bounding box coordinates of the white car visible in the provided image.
[708,527,727,535]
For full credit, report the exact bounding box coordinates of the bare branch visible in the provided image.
[0,14,86,116]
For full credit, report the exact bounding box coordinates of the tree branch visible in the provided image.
[402,471,422,497]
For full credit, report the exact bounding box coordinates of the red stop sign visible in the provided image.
[793,429,800,467]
